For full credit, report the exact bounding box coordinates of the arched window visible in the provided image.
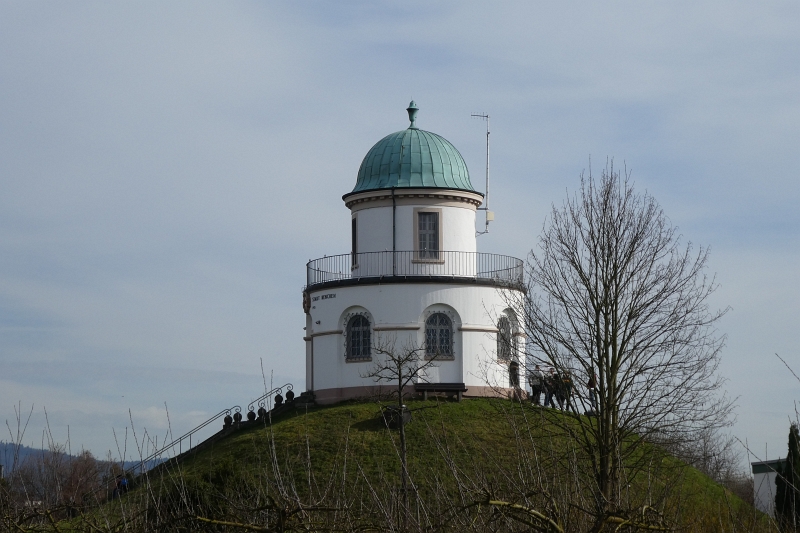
[346,315,371,360]
[425,313,453,358]
[497,316,512,361]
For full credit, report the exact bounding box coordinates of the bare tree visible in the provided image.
[504,161,733,524]
[361,335,439,515]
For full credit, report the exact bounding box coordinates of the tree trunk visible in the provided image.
[398,373,409,526]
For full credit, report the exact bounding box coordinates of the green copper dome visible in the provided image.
[346,102,479,196]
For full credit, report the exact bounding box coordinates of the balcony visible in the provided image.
[305,251,525,291]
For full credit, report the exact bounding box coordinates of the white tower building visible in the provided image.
[303,102,525,404]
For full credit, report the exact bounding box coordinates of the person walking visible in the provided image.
[529,365,544,405]
[554,369,565,409]
[543,367,557,408]
[562,371,573,411]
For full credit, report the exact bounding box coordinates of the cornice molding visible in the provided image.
[459,324,500,333]
[310,329,344,338]
[344,188,484,211]
[373,324,421,331]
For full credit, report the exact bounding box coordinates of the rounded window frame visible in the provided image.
[424,312,455,360]
[343,311,372,362]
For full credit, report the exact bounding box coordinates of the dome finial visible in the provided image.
[406,100,419,129]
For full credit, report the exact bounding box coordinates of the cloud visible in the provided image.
[0,1,797,465]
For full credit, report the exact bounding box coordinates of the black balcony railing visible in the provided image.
[306,251,524,290]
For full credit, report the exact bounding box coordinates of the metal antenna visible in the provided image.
[471,113,492,235]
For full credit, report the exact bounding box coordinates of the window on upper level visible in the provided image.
[417,211,440,260]
[346,314,371,360]
[425,313,453,358]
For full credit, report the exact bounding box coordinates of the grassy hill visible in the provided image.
[84,398,767,532]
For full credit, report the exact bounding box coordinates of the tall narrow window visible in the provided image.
[497,316,512,361]
[509,362,520,388]
[346,315,370,360]
[418,212,439,259]
[351,217,357,267]
[425,313,453,358]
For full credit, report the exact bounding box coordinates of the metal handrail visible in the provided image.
[247,383,293,413]
[83,384,298,504]
[127,405,241,476]
[82,405,242,503]
[306,250,524,289]
[129,384,297,476]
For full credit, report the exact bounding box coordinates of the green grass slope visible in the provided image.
[84,398,769,532]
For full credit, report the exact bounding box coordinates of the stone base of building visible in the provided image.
[312,384,515,405]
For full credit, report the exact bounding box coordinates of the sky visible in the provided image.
[0,2,798,468]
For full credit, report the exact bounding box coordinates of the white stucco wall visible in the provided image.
[753,471,777,516]
[306,188,515,403]
[751,459,786,517]
[354,203,477,254]
[753,470,779,516]
[352,206,393,252]
[305,281,521,402]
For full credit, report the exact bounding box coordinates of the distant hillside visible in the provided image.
[0,441,140,476]
[0,441,44,473]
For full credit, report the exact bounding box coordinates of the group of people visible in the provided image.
[527,365,597,412]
